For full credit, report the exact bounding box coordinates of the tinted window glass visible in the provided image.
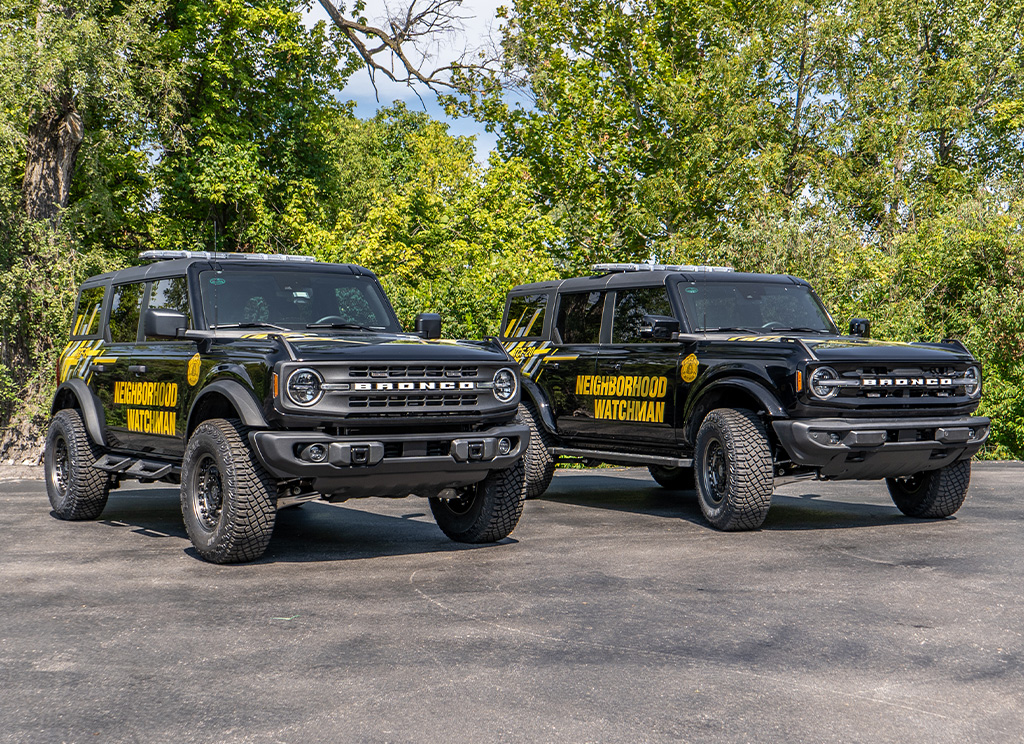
[72,286,105,338]
[199,269,399,331]
[109,283,144,343]
[146,278,192,341]
[556,292,604,344]
[502,293,548,339]
[612,287,676,343]
[677,282,835,333]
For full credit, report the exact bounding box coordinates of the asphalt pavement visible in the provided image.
[2,463,1022,743]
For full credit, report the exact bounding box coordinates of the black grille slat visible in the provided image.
[348,365,478,379]
[348,394,479,409]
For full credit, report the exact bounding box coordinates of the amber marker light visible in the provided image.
[273,372,279,398]
[796,370,803,392]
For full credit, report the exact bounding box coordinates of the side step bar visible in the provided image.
[93,454,180,482]
[551,448,692,468]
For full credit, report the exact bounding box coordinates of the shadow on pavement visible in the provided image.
[92,486,504,563]
[541,471,919,532]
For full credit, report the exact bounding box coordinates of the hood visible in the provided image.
[803,337,975,365]
[240,331,512,363]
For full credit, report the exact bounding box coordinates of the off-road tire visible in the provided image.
[430,459,526,543]
[44,409,110,520]
[886,460,971,518]
[648,465,695,491]
[180,418,277,563]
[517,401,556,499]
[694,408,774,530]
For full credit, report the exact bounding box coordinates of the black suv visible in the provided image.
[46,251,528,562]
[501,263,989,530]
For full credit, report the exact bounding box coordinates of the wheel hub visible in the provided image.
[704,439,728,504]
[192,455,224,530]
[51,437,70,496]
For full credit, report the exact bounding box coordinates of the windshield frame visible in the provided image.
[193,265,403,334]
[671,276,838,335]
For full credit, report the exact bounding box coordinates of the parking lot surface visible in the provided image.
[2,463,1023,743]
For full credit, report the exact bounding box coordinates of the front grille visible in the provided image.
[825,365,974,403]
[348,394,479,409]
[348,365,479,379]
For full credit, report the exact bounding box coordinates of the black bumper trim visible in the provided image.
[249,424,528,498]
[772,416,989,480]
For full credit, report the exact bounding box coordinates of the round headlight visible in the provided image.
[492,367,518,403]
[809,366,839,399]
[963,365,981,398]
[286,368,324,407]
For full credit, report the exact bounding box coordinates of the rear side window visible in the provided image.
[109,283,145,343]
[72,286,105,338]
[502,293,548,339]
[556,291,605,344]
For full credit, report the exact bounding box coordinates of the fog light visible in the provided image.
[829,433,842,444]
[304,443,328,462]
[497,437,512,455]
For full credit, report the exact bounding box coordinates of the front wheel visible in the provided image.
[886,460,971,518]
[44,409,110,520]
[517,401,556,499]
[430,460,526,543]
[180,419,277,563]
[694,408,774,531]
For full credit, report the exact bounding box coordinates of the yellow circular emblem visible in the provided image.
[187,353,202,386]
[680,353,700,383]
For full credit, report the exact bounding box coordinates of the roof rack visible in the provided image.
[592,263,734,274]
[139,250,317,263]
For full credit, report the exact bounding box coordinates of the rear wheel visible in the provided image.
[648,465,695,491]
[430,460,526,543]
[180,418,277,563]
[694,408,774,531]
[517,401,556,499]
[886,460,971,518]
[44,409,110,520]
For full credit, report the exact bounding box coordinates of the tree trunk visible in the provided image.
[20,91,83,224]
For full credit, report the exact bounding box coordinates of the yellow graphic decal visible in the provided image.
[726,335,784,342]
[680,353,700,383]
[575,375,667,398]
[114,381,179,407]
[114,381,179,436]
[595,399,665,423]
[59,339,112,384]
[187,353,202,386]
[125,408,177,436]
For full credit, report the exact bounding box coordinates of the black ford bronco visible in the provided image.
[501,263,989,530]
[45,251,527,562]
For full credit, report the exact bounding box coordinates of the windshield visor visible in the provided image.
[677,281,836,334]
[199,269,401,332]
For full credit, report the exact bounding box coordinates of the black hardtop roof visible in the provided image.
[80,256,376,288]
[509,269,810,296]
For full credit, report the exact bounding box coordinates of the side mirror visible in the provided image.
[849,318,871,338]
[415,312,442,340]
[143,308,188,340]
[641,315,680,340]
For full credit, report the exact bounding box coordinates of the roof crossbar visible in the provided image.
[139,250,317,263]
[591,263,734,273]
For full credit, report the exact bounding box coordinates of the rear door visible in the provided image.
[95,281,148,451]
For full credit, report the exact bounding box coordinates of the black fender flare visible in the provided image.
[187,379,269,434]
[51,379,107,447]
[520,378,558,435]
[683,377,787,445]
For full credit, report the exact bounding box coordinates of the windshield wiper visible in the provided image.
[305,322,383,331]
[210,322,290,331]
[759,326,831,334]
[702,326,760,334]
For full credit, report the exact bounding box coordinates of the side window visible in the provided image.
[502,293,548,339]
[72,286,105,338]
[109,283,145,343]
[146,278,192,341]
[612,287,676,343]
[556,291,604,344]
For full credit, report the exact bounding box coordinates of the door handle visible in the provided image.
[92,364,107,373]
[601,362,622,372]
[128,365,147,375]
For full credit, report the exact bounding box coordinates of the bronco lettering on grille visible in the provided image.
[352,381,477,391]
[860,377,953,387]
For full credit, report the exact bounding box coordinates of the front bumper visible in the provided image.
[249,423,528,498]
[772,416,989,480]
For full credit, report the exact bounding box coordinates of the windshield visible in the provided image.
[676,281,836,334]
[198,269,401,332]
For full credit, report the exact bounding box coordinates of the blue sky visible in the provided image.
[304,0,505,161]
